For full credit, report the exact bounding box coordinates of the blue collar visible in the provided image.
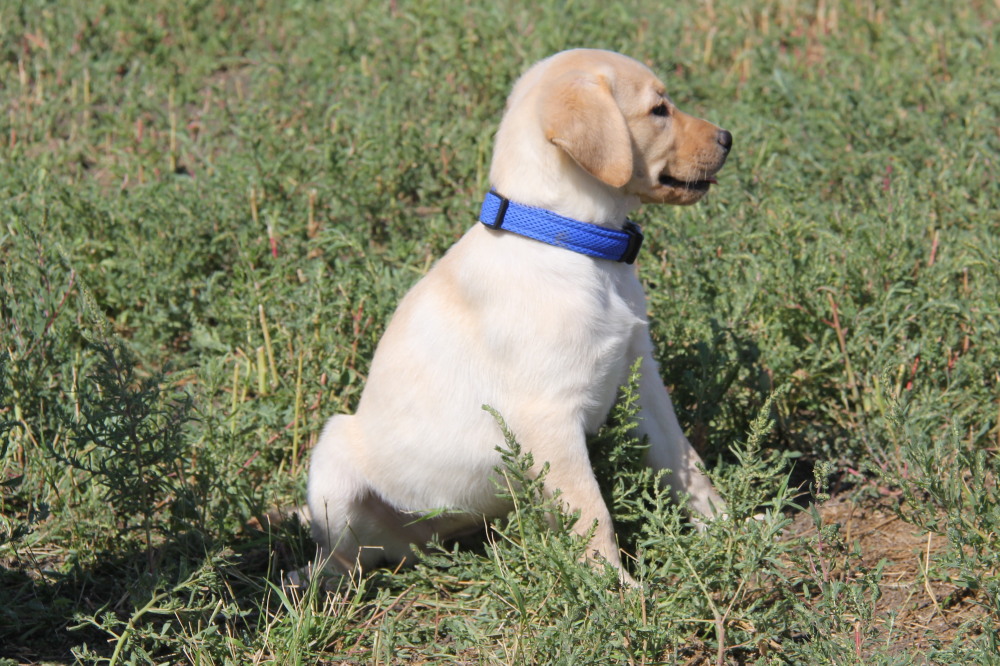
[479,191,643,264]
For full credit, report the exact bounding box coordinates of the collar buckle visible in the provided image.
[484,194,510,230]
[620,220,644,265]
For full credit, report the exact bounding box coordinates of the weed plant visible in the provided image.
[2,0,998,662]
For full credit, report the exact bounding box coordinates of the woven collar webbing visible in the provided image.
[478,191,643,264]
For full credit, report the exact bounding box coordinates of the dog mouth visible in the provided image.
[658,173,718,191]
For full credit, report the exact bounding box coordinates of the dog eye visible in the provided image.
[651,103,669,117]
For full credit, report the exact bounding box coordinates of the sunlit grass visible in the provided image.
[2,0,998,662]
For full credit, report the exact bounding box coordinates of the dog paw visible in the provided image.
[619,569,641,589]
[282,568,305,591]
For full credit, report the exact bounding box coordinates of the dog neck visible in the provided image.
[479,190,644,264]
[489,169,641,229]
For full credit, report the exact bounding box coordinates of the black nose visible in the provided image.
[717,129,733,151]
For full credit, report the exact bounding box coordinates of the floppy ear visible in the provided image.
[540,72,633,188]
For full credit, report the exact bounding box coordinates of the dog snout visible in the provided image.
[717,129,733,152]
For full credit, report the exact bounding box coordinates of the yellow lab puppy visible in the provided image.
[308,49,732,583]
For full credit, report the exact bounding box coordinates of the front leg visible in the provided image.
[632,342,726,519]
[505,413,636,586]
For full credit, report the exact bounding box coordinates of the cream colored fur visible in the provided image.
[307,49,732,584]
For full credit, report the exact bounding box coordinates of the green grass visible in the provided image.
[2,0,998,663]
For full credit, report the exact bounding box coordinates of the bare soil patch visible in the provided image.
[787,492,985,656]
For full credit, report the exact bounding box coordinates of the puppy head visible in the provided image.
[495,49,732,208]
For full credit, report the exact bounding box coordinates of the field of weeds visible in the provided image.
[2,1,998,663]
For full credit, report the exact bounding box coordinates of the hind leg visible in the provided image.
[307,415,442,576]
[307,415,378,573]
